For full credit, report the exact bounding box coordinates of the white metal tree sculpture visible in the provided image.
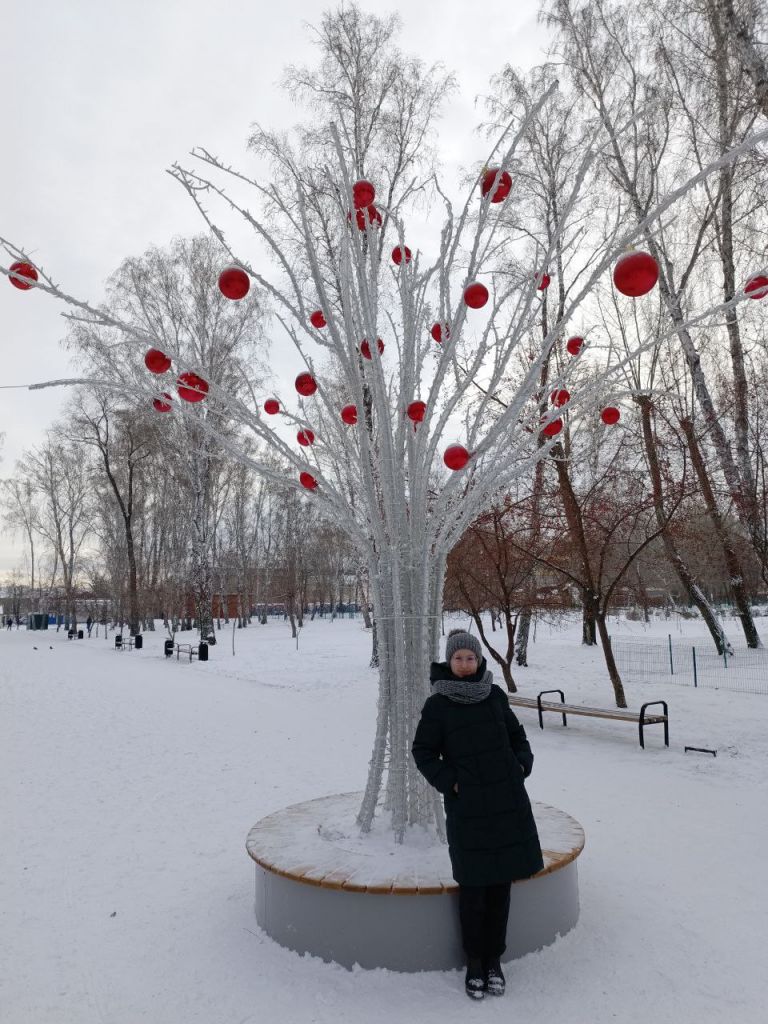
[2,89,767,843]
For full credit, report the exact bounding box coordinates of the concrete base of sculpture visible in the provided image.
[245,792,584,972]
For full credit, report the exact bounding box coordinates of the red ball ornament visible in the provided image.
[550,388,570,408]
[310,310,327,328]
[153,393,172,413]
[264,398,280,415]
[352,180,375,209]
[566,336,584,356]
[537,272,551,291]
[341,404,358,425]
[601,406,621,425]
[177,372,209,402]
[392,245,412,265]
[541,417,563,438]
[745,275,768,300]
[431,322,450,343]
[407,401,427,423]
[144,348,171,374]
[348,205,382,230]
[297,429,315,447]
[613,251,659,297]
[300,471,318,490]
[444,444,471,471]
[218,266,250,300]
[480,167,512,203]
[463,282,489,309]
[8,260,38,290]
[295,372,318,396]
[360,337,385,359]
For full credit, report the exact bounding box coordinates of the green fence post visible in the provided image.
[668,634,674,675]
[692,646,698,687]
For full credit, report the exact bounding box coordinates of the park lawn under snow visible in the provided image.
[2,612,767,1024]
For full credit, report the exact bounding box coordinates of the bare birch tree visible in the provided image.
[1,474,39,606]
[25,436,94,629]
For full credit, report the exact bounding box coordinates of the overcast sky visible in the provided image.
[0,0,547,573]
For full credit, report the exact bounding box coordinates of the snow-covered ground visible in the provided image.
[3,613,767,1024]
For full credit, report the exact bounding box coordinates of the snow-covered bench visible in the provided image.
[507,689,669,749]
[174,642,199,662]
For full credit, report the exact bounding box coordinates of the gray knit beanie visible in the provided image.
[445,628,482,663]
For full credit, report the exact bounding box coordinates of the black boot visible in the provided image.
[484,956,506,996]
[465,957,486,1000]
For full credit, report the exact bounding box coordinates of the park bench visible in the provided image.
[114,635,134,651]
[175,642,199,662]
[507,688,669,749]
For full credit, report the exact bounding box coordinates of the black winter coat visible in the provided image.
[411,660,545,886]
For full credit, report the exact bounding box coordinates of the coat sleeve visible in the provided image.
[411,698,457,796]
[502,699,535,778]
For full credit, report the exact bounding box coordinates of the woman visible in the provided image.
[411,628,544,1000]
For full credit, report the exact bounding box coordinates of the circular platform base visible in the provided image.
[246,792,584,972]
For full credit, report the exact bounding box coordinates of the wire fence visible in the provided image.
[610,634,768,695]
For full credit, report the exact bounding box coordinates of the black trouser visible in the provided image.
[458,882,512,960]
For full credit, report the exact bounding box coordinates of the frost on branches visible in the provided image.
[2,87,767,843]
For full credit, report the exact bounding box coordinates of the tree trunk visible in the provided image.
[356,546,447,842]
[707,4,765,575]
[582,592,597,645]
[27,531,36,611]
[551,448,599,648]
[595,613,628,708]
[634,565,651,623]
[191,545,213,640]
[469,607,517,692]
[680,416,761,648]
[636,396,732,654]
[97,446,140,636]
[126,532,140,636]
[369,616,379,667]
[356,569,372,628]
[515,608,531,665]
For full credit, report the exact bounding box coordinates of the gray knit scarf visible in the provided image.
[431,663,493,704]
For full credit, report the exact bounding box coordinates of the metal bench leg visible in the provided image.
[537,689,567,730]
[639,701,669,749]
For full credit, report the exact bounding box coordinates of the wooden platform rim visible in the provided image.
[245,794,585,895]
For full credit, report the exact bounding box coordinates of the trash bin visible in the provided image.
[134,634,143,650]
[114,635,122,649]
[198,641,209,662]
[77,630,84,640]
[164,639,174,658]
